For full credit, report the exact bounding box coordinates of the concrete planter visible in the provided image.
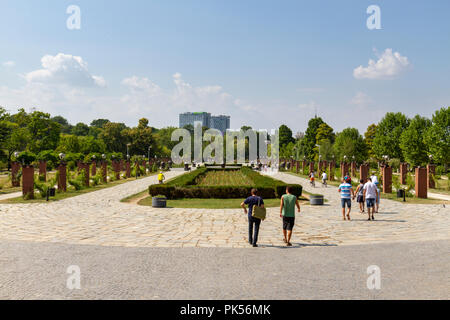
[152,197,167,208]
[309,195,324,205]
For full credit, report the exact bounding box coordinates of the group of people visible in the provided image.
[308,171,328,188]
[240,172,382,247]
[339,173,381,221]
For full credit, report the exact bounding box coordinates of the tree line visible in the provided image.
[278,107,449,170]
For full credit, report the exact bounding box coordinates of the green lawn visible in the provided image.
[0,173,156,204]
[195,169,253,186]
[381,192,449,204]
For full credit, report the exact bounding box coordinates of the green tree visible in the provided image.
[316,123,335,144]
[123,118,155,157]
[27,111,61,153]
[90,119,110,128]
[424,107,450,166]
[71,122,90,136]
[373,112,409,160]
[400,115,432,167]
[51,116,73,134]
[364,124,377,159]
[334,128,367,163]
[301,117,325,160]
[279,124,294,148]
[99,122,128,153]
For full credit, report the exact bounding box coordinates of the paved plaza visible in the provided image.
[0,171,448,248]
[0,170,448,299]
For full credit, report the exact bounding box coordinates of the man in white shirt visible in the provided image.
[321,171,328,187]
[370,173,378,185]
[363,178,378,221]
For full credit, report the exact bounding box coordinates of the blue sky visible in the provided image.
[1,0,449,134]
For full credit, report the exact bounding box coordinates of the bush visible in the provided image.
[16,151,36,166]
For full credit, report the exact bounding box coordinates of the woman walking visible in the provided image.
[355,179,365,213]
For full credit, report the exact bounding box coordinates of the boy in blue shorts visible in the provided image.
[338,176,354,221]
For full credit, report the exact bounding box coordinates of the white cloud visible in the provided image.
[24,53,106,87]
[2,61,15,67]
[350,92,373,108]
[353,49,410,80]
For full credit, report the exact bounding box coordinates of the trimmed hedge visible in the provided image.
[149,167,302,199]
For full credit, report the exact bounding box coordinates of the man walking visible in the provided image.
[363,177,379,221]
[280,186,301,246]
[338,176,354,221]
[241,189,265,247]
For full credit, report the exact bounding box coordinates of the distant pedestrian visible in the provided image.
[241,189,265,247]
[363,178,378,221]
[375,182,381,213]
[338,176,354,221]
[158,171,165,184]
[280,186,301,247]
[321,171,328,187]
[355,179,365,213]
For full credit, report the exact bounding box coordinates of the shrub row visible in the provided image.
[149,167,303,199]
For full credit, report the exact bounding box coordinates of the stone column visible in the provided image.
[77,161,82,172]
[135,161,140,177]
[400,163,408,185]
[58,163,67,192]
[427,164,436,189]
[91,161,97,176]
[120,159,125,171]
[296,161,299,174]
[101,161,107,183]
[82,163,90,187]
[39,161,47,181]
[329,161,335,181]
[382,166,392,194]
[309,162,314,174]
[22,165,34,199]
[351,161,357,177]
[11,161,20,187]
[126,161,131,178]
[360,164,369,182]
[415,167,427,199]
[302,160,307,171]
[341,163,348,179]
[112,160,120,180]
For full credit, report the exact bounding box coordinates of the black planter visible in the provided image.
[152,197,167,208]
[397,189,405,198]
[309,195,324,205]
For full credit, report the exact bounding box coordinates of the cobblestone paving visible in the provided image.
[0,171,448,248]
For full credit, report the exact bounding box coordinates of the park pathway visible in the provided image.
[0,170,448,248]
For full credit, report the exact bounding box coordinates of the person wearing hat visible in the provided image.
[158,171,165,184]
[338,176,354,221]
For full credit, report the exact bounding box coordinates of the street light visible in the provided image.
[126,143,131,160]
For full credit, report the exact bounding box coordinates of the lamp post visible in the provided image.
[126,143,131,160]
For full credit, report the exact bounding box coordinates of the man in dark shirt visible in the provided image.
[241,189,265,247]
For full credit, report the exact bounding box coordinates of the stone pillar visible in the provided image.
[120,159,125,171]
[91,162,97,176]
[39,161,47,181]
[101,161,107,183]
[126,161,131,178]
[382,166,392,194]
[112,160,120,180]
[341,163,349,179]
[22,165,34,199]
[400,163,408,185]
[351,161,357,177]
[360,164,369,182]
[11,161,20,187]
[309,162,314,174]
[82,163,90,187]
[135,161,140,176]
[296,161,299,174]
[77,161,82,172]
[427,164,436,189]
[415,167,427,199]
[58,163,67,192]
[329,161,335,181]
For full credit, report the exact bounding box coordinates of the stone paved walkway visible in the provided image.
[0,171,448,248]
